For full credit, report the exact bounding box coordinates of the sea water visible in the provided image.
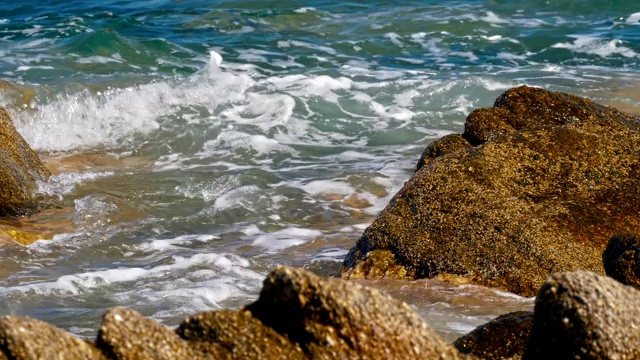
[0,0,639,342]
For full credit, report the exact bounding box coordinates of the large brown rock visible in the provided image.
[453,311,533,360]
[0,107,50,217]
[0,315,107,360]
[342,86,640,296]
[523,271,640,359]
[96,307,199,360]
[245,266,469,360]
[177,309,305,360]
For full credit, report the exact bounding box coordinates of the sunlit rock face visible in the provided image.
[0,107,50,217]
[343,85,640,297]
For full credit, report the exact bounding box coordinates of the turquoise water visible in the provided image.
[0,0,639,341]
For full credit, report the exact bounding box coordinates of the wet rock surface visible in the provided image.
[177,309,306,360]
[602,233,640,288]
[523,271,640,360]
[0,315,107,360]
[0,107,50,217]
[342,86,640,296]
[453,311,533,360]
[96,307,198,360]
[246,266,468,360]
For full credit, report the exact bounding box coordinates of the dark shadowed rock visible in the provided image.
[245,266,470,360]
[0,315,107,360]
[342,86,640,296]
[0,107,50,217]
[453,311,533,360]
[523,271,640,360]
[603,233,640,288]
[177,309,305,360]
[97,307,198,360]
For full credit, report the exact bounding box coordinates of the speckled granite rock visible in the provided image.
[177,309,305,360]
[96,307,199,360]
[523,271,640,359]
[602,233,640,288]
[0,315,107,360]
[0,106,50,217]
[246,266,470,360]
[342,85,640,297]
[454,311,533,360]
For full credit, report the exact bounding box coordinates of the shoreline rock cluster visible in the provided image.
[341,85,640,297]
[2,250,640,360]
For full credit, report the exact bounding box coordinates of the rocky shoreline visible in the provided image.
[1,247,640,360]
[1,87,639,359]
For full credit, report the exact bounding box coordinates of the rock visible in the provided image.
[245,266,469,360]
[342,85,640,296]
[0,315,107,360]
[96,307,198,360]
[339,249,413,280]
[177,309,305,360]
[0,106,50,217]
[417,134,472,171]
[453,311,533,360]
[602,233,640,288]
[523,271,640,359]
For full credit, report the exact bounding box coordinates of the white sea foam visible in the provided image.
[385,32,404,47]
[37,171,114,199]
[76,55,123,64]
[212,185,262,212]
[300,179,354,197]
[278,40,337,55]
[310,248,349,262]
[201,130,295,157]
[13,52,255,152]
[15,65,54,71]
[0,253,258,296]
[137,234,219,252]
[251,227,322,252]
[14,38,51,49]
[626,12,640,24]
[175,176,239,202]
[446,95,475,115]
[294,7,316,14]
[552,35,638,58]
